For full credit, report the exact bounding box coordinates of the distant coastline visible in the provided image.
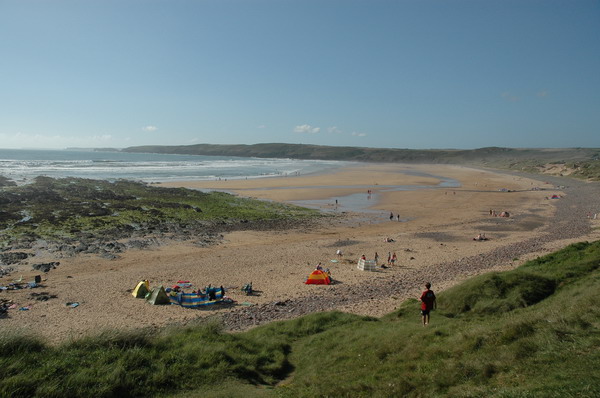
[120,143,600,181]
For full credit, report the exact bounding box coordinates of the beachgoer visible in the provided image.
[316,262,323,270]
[389,212,394,220]
[360,254,366,261]
[387,252,391,265]
[374,252,379,264]
[420,282,437,326]
[336,249,343,258]
[396,214,400,222]
[391,252,397,266]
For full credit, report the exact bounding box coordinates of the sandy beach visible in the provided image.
[2,163,599,343]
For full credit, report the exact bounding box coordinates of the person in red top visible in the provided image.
[420,282,436,326]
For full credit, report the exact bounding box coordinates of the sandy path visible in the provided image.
[2,163,598,343]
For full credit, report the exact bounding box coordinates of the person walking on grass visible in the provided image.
[420,282,436,326]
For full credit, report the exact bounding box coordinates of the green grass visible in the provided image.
[0,177,319,247]
[2,241,600,397]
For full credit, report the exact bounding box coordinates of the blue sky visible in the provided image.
[1,0,599,150]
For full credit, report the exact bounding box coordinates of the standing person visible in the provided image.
[387,252,392,265]
[374,252,379,264]
[420,282,436,326]
[396,214,400,222]
[391,252,397,266]
[389,212,394,220]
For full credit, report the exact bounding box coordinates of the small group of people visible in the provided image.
[315,262,333,280]
[489,209,510,217]
[473,233,488,241]
[168,284,225,301]
[387,251,397,266]
[389,212,401,221]
[358,252,397,269]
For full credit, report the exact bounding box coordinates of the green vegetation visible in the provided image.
[0,176,318,249]
[567,159,600,181]
[2,240,600,397]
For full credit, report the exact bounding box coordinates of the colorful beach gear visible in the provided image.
[146,286,171,305]
[305,269,331,285]
[169,286,225,308]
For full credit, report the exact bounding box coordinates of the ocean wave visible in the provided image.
[0,149,345,182]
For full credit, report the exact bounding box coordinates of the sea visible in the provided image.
[0,148,461,216]
[0,149,346,183]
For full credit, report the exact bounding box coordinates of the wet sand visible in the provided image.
[2,163,599,343]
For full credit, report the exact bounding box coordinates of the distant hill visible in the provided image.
[122,143,600,180]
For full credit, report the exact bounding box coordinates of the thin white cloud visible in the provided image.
[537,90,549,98]
[92,134,113,141]
[294,124,320,134]
[327,126,342,134]
[0,132,114,149]
[351,132,367,137]
[501,92,519,102]
[142,125,158,132]
[257,124,267,129]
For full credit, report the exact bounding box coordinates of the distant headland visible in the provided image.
[115,143,600,180]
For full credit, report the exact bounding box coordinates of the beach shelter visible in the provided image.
[305,269,331,285]
[146,285,171,305]
[551,194,561,199]
[169,287,225,308]
[132,280,150,298]
[357,258,378,271]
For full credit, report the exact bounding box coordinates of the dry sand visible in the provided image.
[2,163,599,344]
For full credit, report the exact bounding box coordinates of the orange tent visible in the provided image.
[305,269,331,285]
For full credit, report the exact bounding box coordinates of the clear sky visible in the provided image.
[1,0,599,150]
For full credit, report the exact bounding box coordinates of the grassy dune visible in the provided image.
[2,241,599,397]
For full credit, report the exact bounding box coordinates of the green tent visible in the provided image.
[146,285,171,305]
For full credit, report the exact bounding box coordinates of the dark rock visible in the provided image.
[0,252,30,265]
[32,262,60,272]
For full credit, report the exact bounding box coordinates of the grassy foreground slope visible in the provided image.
[1,240,599,397]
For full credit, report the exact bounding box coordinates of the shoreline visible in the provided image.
[2,163,599,343]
